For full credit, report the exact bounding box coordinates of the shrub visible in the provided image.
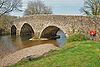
[67,32,89,42]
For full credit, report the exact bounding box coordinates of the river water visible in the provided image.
[0,30,66,59]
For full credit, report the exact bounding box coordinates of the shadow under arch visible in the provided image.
[20,23,34,40]
[40,26,66,40]
[11,25,17,36]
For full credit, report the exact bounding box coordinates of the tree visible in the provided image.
[24,0,52,15]
[81,0,100,15]
[0,0,22,17]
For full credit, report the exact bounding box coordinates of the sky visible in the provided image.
[10,0,84,16]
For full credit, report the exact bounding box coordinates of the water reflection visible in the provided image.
[57,30,66,46]
[0,30,66,59]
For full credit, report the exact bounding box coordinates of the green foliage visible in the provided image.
[67,32,89,42]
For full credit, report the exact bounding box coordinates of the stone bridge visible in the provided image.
[10,15,100,40]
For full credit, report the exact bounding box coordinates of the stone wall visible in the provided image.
[11,15,100,41]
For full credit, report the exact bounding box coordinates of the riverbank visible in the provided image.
[11,40,100,67]
[0,44,58,67]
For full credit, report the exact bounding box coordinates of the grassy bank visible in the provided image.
[11,41,100,67]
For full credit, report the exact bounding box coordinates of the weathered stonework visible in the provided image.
[10,15,100,41]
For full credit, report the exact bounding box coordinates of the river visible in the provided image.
[0,30,66,59]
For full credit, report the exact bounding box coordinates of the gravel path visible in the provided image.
[0,44,58,67]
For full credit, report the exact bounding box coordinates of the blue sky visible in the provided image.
[10,0,84,16]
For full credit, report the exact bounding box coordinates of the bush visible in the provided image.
[67,32,89,42]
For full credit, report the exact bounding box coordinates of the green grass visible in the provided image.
[11,41,100,67]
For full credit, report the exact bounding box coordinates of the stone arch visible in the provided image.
[40,25,67,39]
[11,25,17,35]
[20,23,35,39]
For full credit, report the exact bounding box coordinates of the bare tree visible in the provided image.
[81,0,100,15]
[0,0,22,17]
[24,0,52,15]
